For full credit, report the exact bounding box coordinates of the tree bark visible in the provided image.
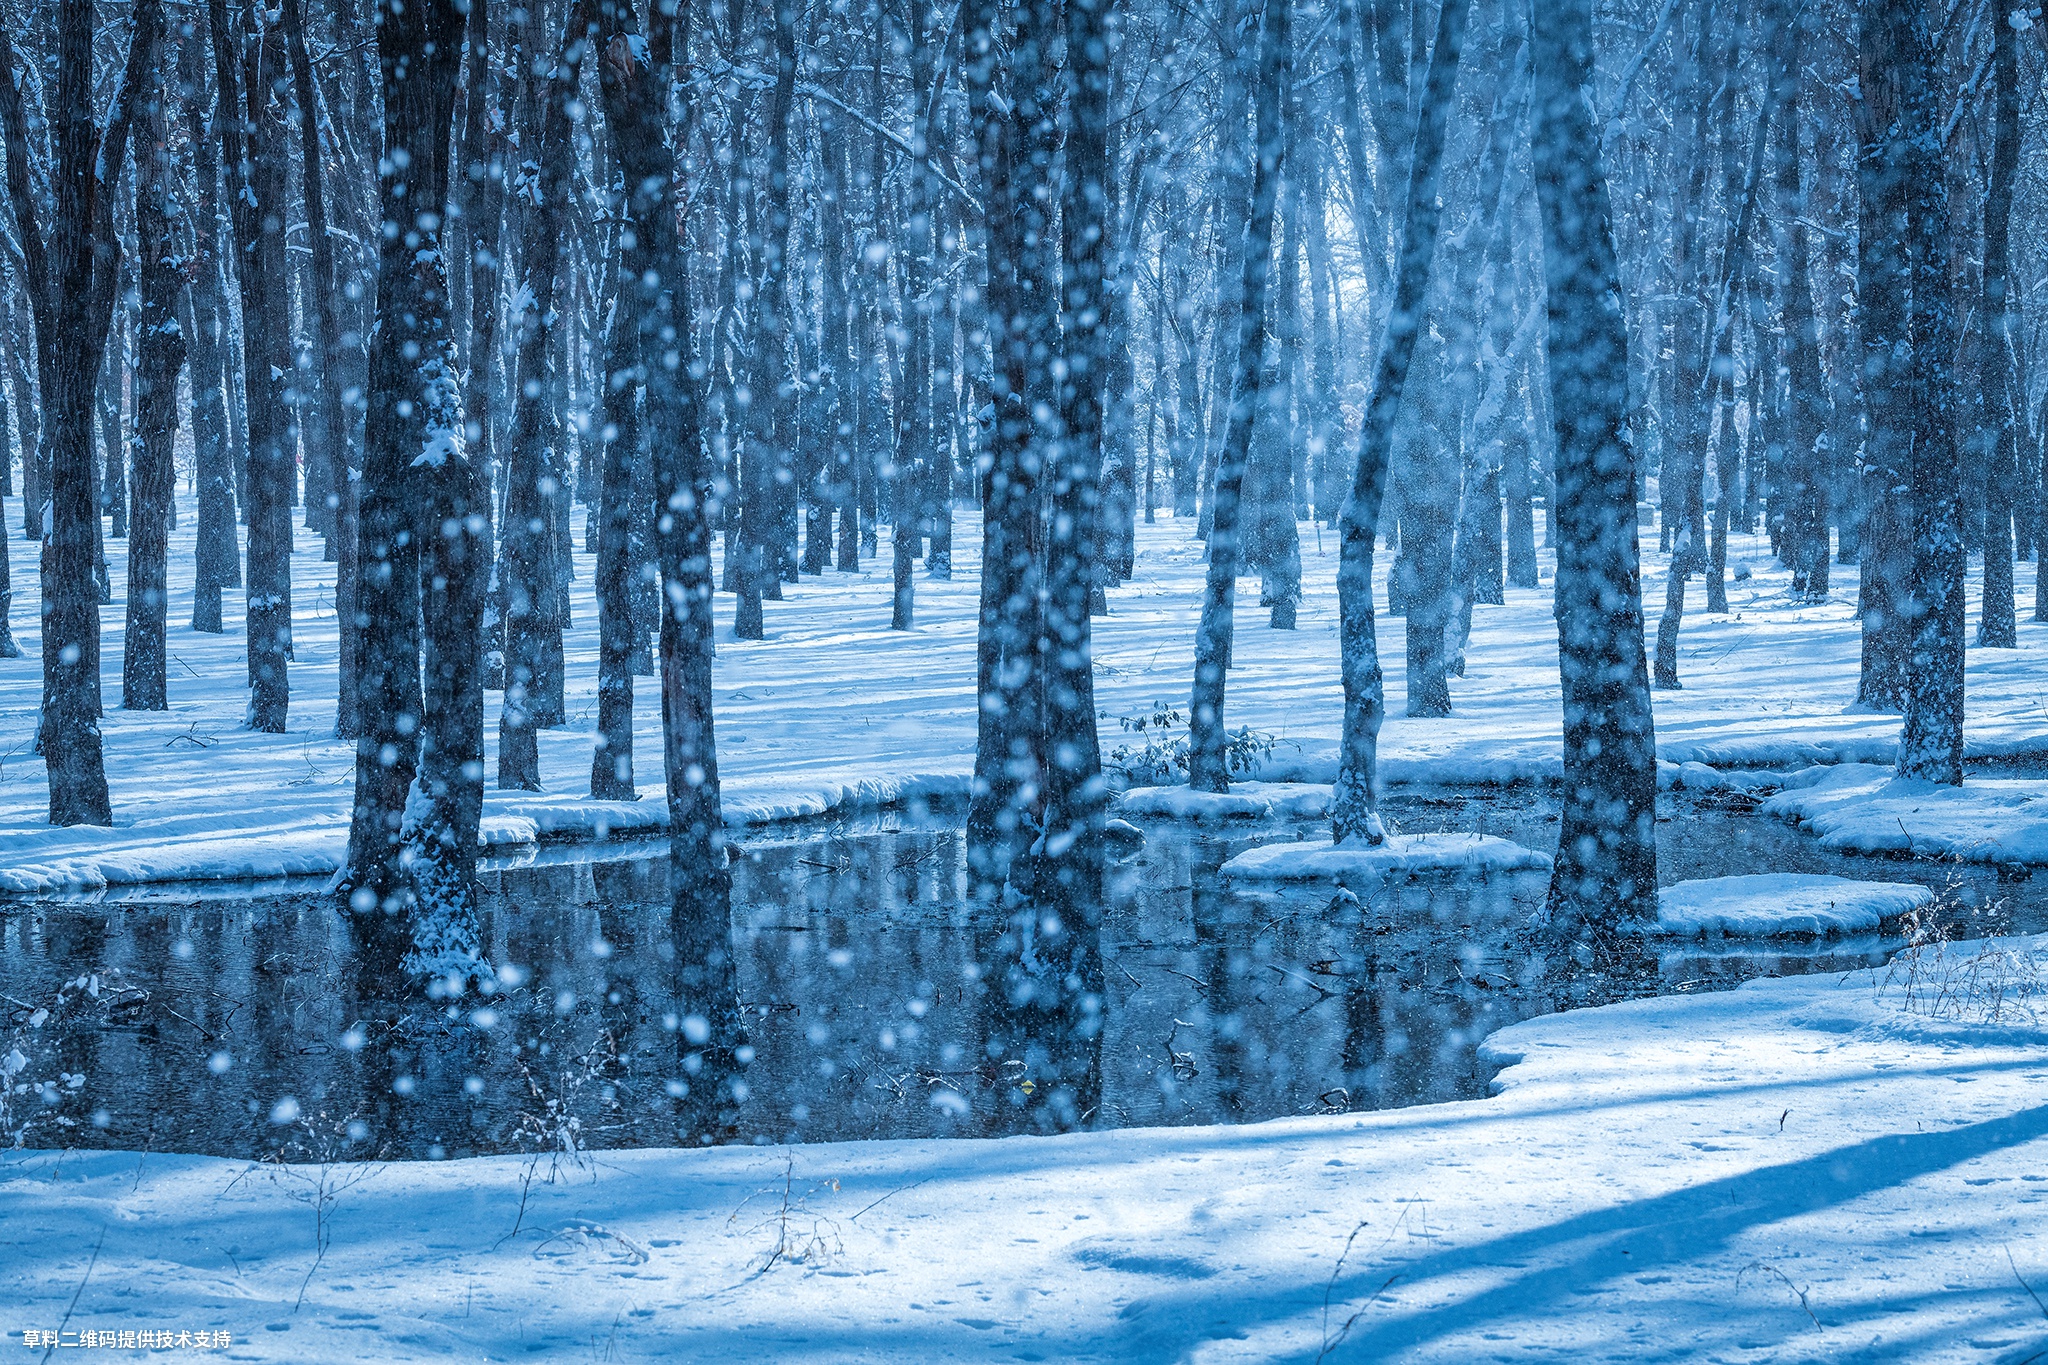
[3,281,40,543]
[1032,0,1112,904]
[1894,0,1963,785]
[283,0,345,561]
[1975,1,2019,649]
[211,0,297,734]
[1772,3,1828,603]
[1530,0,1659,931]
[1854,0,1913,711]
[1327,0,1467,842]
[339,0,465,917]
[182,29,238,636]
[381,0,482,970]
[461,0,509,696]
[965,0,1053,866]
[124,49,185,711]
[590,0,672,801]
[0,0,157,825]
[498,2,586,790]
[1188,0,1293,794]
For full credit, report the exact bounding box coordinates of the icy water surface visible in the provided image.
[4,785,2042,1161]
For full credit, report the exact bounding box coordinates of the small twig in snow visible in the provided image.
[850,1175,933,1223]
[2010,1246,2048,1322]
[1738,1260,1821,1330]
[40,1227,104,1365]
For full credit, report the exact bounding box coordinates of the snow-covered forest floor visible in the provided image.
[2,496,2046,893]
[10,940,2048,1361]
[10,503,2048,1359]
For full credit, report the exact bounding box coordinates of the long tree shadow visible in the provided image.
[1145,1102,2048,1361]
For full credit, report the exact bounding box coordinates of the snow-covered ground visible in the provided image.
[2,496,2046,891]
[1220,830,1553,880]
[1652,872,1933,937]
[1764,763,2048,866]
[9,933,2048,1362]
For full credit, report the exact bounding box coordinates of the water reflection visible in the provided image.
[2,789,2038,1161]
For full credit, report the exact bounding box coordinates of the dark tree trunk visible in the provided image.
[640,0,738,1082]
[1328,0,1467,842]
[965,0,1053,867]
[1399,341,1455,716]
[1976,3,2019,650]
[1530,0,1658,932]
[498,4,585,790]
[1303,152,1343,527]
[1706,358,1740,613]
[1893,0,1963,785]
[746,0,799,634]
[1854,0,1913,711]
[460,0,508,695]
[1772,5,1828,603]
[0,0,156,825]
[0,355,12,657]
[283,0,347,565]
[100,322,127,547]
[182,29,239,636]
[888,0,929,632]
[347,0,482,969]
[919,51,955,585]
[591,0,670,802]
[124,56,185,711]
[820,109,860,574]
[1649,0,1729,691]
[1032,0,1112,905]
[3,283,40,543]
[391,10,484,965]
[1188,0,1293,794]
[1504,371,1538,588]
[211,0,297,733]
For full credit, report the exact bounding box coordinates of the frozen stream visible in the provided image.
[4,782,2042,1162]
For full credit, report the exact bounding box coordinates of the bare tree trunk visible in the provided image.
[1327,0,1467,841]
[964,0,1052,869]
[1188,0,1294,793]
[1854,0,1913,711]
[820,107,860,573]
[1893,0,1963,785]
[1031,0,1112,904]
[498,3,585,790]
[1650,0,1729,690]
[387,0,486,970]
[638,0,739,1090]
[182,29,238,637]
[124,53,185,711]
[339,0,448,910]
[283,0,347,566]
[461,0,509,695]
[1772,3,1828,603]
[591,0,670,801]
[1976,1,2019,649]
[3,281,40,543]
[211,0,297,733]
[0,0,156,825]
[1531,0,1658,932]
